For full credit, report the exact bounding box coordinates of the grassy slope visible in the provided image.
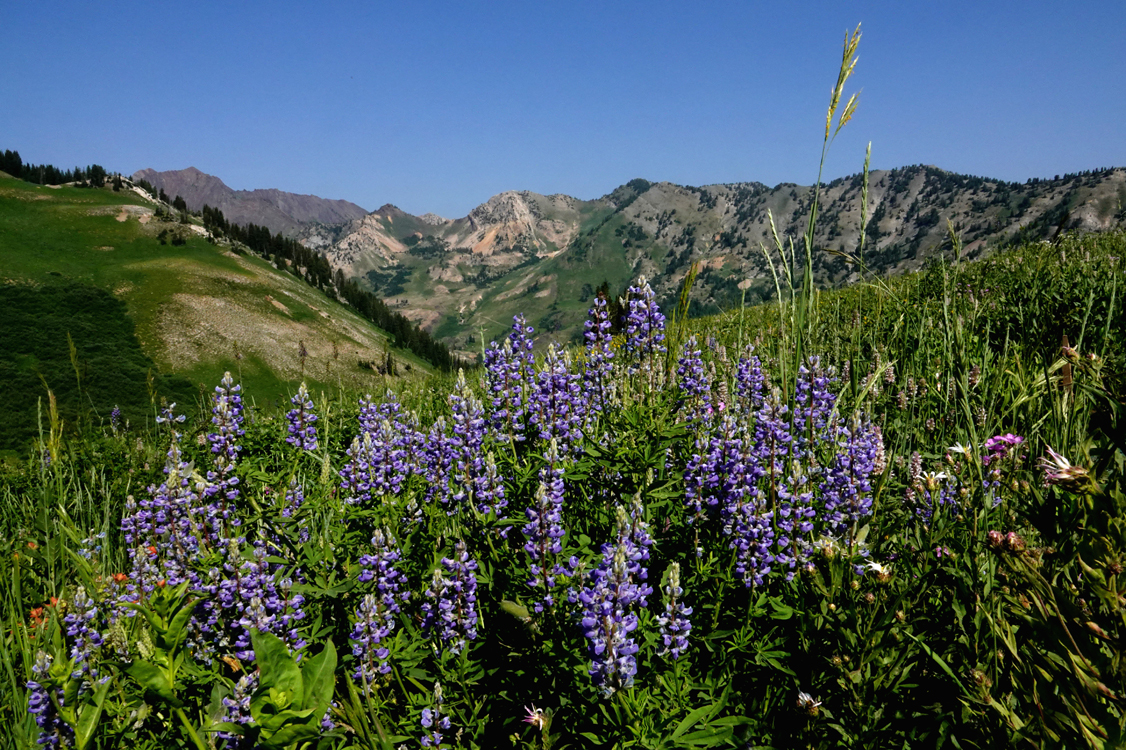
[0,174,430,444]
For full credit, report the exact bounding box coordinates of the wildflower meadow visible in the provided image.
[3,29,1126,750]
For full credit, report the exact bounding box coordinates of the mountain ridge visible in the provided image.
[132,167,369,236]
[131,163,1126,359]
[313,165,1126,356]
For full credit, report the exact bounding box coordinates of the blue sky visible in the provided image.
[3,1,1124,217]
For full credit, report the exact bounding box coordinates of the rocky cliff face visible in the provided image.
[318,165,1126,358]
[132,167,368,236]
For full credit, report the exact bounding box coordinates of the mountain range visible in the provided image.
[132,167,368,236]
[136,165,1126,357]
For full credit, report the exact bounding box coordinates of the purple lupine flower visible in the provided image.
[202,372,245,539]
[577,505,653,695]
[435,370,507,517]
[625,493,654,578]
[280,479,304,519]
[340,393,422,506]
[523,440,572,612]
[197,541,307,662]
[484,316,536,444]
[676,335,712,422]
[208,372,244,467]
[420,682,452,748]
[352,529,408,681]
[286,382,318,451]
[109,405,122,434]
[656,563,692,659]
[754,387,792,477]
[421,540,479,654]
[818,416,882,535]
[321,704,336,731]
[27,651,71,750]
[529,343,586,453]
[726,485,775,587]
[473,450,507,518]
[623,277,667,379]
[351,594,391,682]
[63,586,103,681]
[684,413,739,520]
[733,351,765,415]
[771,465,816,580]
[583,295,616,415]
[420,416,455,505]
[792,356,836,456]
[217,673,256,747]
[121,405,205,595]
[447,370,486,509]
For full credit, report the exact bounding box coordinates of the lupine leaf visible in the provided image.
[299,640,337,711]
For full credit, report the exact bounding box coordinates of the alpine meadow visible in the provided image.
[4,24,1126,750]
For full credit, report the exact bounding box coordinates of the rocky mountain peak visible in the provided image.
[467,191,539,231]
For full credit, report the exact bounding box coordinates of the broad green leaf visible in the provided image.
[164,596,198,652]
[672,703,719,739]
[499,600,531,621]
[260,723,321,750]
[75,678,111,749]
[257,706,318,733]
[251,629,303,705]
[126,660,182,706]
[300,641,337,711]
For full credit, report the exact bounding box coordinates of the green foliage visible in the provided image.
[3,29,1126,750]
[0,281,195,451]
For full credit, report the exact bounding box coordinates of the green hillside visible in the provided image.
[0,173,430,450]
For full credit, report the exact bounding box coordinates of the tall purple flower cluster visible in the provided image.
[792,357,835,455]
[218,673,256,747]
[819,416,882,535]
[439,371,506,517]
[577,503,654,695]
[733,349,765,415]
[420,682,452,748]
[196,542,307,662]
[683,352,883,586]
[286,382,318,451]
[623,277,667,378]
[656,562,692,660]
[676,335,712,421]
[351,529,409,681]
[523,440,574,612]
[27,650,71,750]
[529,343,585,452]
[422,540,480,654]
[483,315,536,444]
[340,393,422,505]
[203,372,245,539]
[63,586,103,681]
[121,404,202,594]
[583,295,615,413]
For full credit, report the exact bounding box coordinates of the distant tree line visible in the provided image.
[3,147,461,372]
[1,149,110,188]
[197,203,463,372]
